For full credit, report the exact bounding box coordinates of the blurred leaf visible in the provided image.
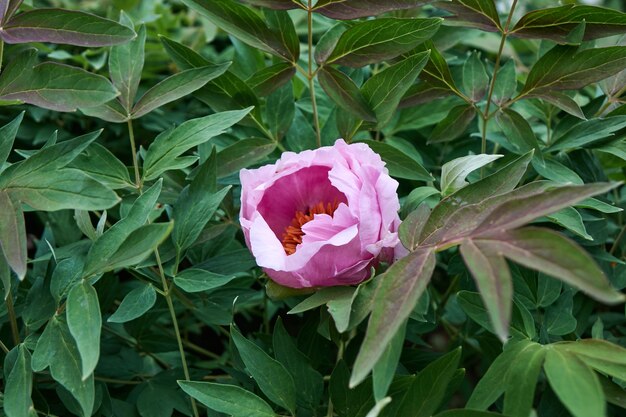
[428,104,476,143]
[174,269,236,293]
[511,5,626,43]
[360,140,432,181]
[462,52,489,102]
[435,0,502,32]
[231,325,296,414]
[372,320,406,401]
[108,284,157,323]
[67,281,101,379]
[362,51,430,126]
[4,345,35,417]
[440,154,502,196]
[326,18,442,67]
[0,0,22,24]
[546,207,592,240]
[315,0,429,20]
[480,227,624,304]
[1,8,136,46]
[179,381,275,417]
[460,239,512,341]
[143,108,251,181]
[544,349,605,417]
[182,0,295,61]
[502,342,546,417]
[351,247,435,387]
[318,66,376,122]
[0,49,118,111]
[521,45,626,96]
[31,317,94,417]
[217,137,276,177]
[131,64,230,119]
[0,191,26,279]
[109,21,146,112]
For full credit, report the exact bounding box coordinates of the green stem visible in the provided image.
[0,338,9,353]
[155,249,200,417]
[307,1,321,147]
[127,119,142,191]
[6,295,20,346]
[610,225,626,256]
[481,0,519,161]
[0,40,4,74]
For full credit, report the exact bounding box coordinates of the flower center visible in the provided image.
[282,201,339,255]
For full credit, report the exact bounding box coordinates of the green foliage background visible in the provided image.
[2,0,626,416]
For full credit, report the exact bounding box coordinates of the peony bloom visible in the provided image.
[239,139,404,288]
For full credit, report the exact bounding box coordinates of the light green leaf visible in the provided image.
[102,222,173,272]
[440,154,502,196]
[359,140,432,181]
[109,21,146,112]
[0,111,23,171]
[462,52,489,102]
[0,190,26,279]
[67,281,101,379]
[372,320,406,401]
[4,345,35,417]
[174,269,237,293]
[178,381,276,417]
[68,143,133,189]
[108,284,157,323]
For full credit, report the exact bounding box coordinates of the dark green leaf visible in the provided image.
[548,115,626,152]
[502,342,546,417]
[362,51,430,126]
[1,8,136,46]
[174,269,237,293]
[462,52,489,102]
[359,140,432,181]
[372,320,406,401]
[428,104,476,143]
[0,190,26,279]
[399,203,431,251]
[4,345,35,417]
[230,325,296,413]
[103,223,173,272]
[217,137,276,177]
[491,60,516,104]
[495,108,542,156]
[315,0,429,20]
[109,21,146,111]
[318,66,376,122]
[0,111,23,170]
[326,18,442,67]
[435,0,502,32]
[247,62,295,96]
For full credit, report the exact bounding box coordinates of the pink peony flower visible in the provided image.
[239,139,404,288]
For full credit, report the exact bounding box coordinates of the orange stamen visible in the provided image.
[282,200,339,255]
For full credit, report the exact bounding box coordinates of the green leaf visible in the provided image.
[491,60,516,105]
[511,5,626,43]
[428,104,476,144]
[548,115,626,152]
[79,99,128,123]
[495,108,542,156]
[535,91,586,119]
[174,269,237,293]
[109,21,146,112]
[142,108,251,181]
[173,151,230,253]
[399,348,462,417]
[182,0,295,61]
[131,64,230,119]
[318,66,376,122]
[416,42,459,94]
[555,339,626,381]
[31,316,94,417]
[544,290,577,335]
[1,8,136,46]
[288,287,355,314]
[462,52,489,102]
[372,320,406,401]
[544,349,605,417]
[4,345,35,417]
[102,222,173,272]
[326,18,442,67]
[68,143,133,190]
[362,51,430,126]
[230,325,296,414]
[107,284,157,323]
[0,111,23,170]
[436,0,502,31]
[419,151,533,244]
[399,203,431,251]
[247,62,295,96]
[440,154,503,196]
[479,227,624,304]
[217,137,276,177]
[178,381,276,417]
[315,23,346,65]
[273,318,324,410]
[435,411,511,417]
[51,257,84,303]
[264,9,299,61]
[502,342,546,417]
[521,45,626,96]
[359,140,432,181]
[67,281,101,379]
[0,190,26,279]
[546,206,592,240]
[83,180,161,277]
[351,247,436,387]
[460,239,512,341]
[0,250,10,300]
[0,49,118,112]
[0,0,22,24]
